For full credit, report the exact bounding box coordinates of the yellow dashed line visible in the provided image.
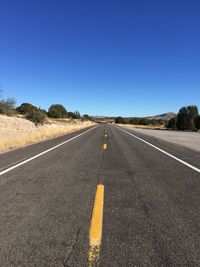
[103,143,107,150]
[88,184,104,267]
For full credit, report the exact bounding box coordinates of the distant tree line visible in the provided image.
[0,91,91,126]
[167,105,200,131]
[115,116,165,126]
[115,105,200,131]
[16,103,91,125]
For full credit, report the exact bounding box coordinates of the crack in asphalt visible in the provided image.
[62,227,81,267]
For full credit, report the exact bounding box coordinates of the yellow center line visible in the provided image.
[103,143,107,150]
[88,184,104,267]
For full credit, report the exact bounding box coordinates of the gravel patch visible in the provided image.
[123,126,200,152]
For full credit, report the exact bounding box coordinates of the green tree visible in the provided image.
[48,104,67,118]
[177,107,190,130]
[177,106,199,130]
[74,111,81,119]
[16,103,38,114]
[83,114,90,120]
[115,117,125,124]
[67,112,75,119]
[195,116,200,130]
[166,117,177,129]
[187,105,199,130]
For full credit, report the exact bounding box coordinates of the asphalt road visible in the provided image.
[0,124,200,266]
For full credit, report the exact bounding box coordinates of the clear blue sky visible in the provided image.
[0,0,200,116]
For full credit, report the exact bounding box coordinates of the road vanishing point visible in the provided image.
[0,124,200,266]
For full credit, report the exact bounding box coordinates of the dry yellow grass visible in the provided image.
[0,115,95,153]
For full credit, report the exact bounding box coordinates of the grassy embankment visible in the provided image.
[0,115,95,153]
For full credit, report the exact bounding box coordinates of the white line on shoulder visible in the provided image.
[116,126,200,174]
[0,126,97,176]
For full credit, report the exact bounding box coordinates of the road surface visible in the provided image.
[0,124,200,266]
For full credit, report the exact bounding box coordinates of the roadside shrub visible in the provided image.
[129,118,139,124]
[40,108,47,114]
[48,104,67,118]
[139,118,149,125]
[16,103,38,114]
[0,97,16,115]
[26,110,46,126]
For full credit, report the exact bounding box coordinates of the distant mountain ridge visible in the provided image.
[146,112,176,120]
[91,112,176,121]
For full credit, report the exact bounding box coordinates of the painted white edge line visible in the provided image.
[116,126,200,174]
[0,126,97,176]
[0,157,28,172]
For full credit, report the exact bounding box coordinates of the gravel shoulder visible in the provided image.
[121,125,200,152]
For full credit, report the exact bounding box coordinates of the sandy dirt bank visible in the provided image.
[0,115,95,153]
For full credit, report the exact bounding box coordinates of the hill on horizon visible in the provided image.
[146,112,176,120]
[92,112,176,121]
